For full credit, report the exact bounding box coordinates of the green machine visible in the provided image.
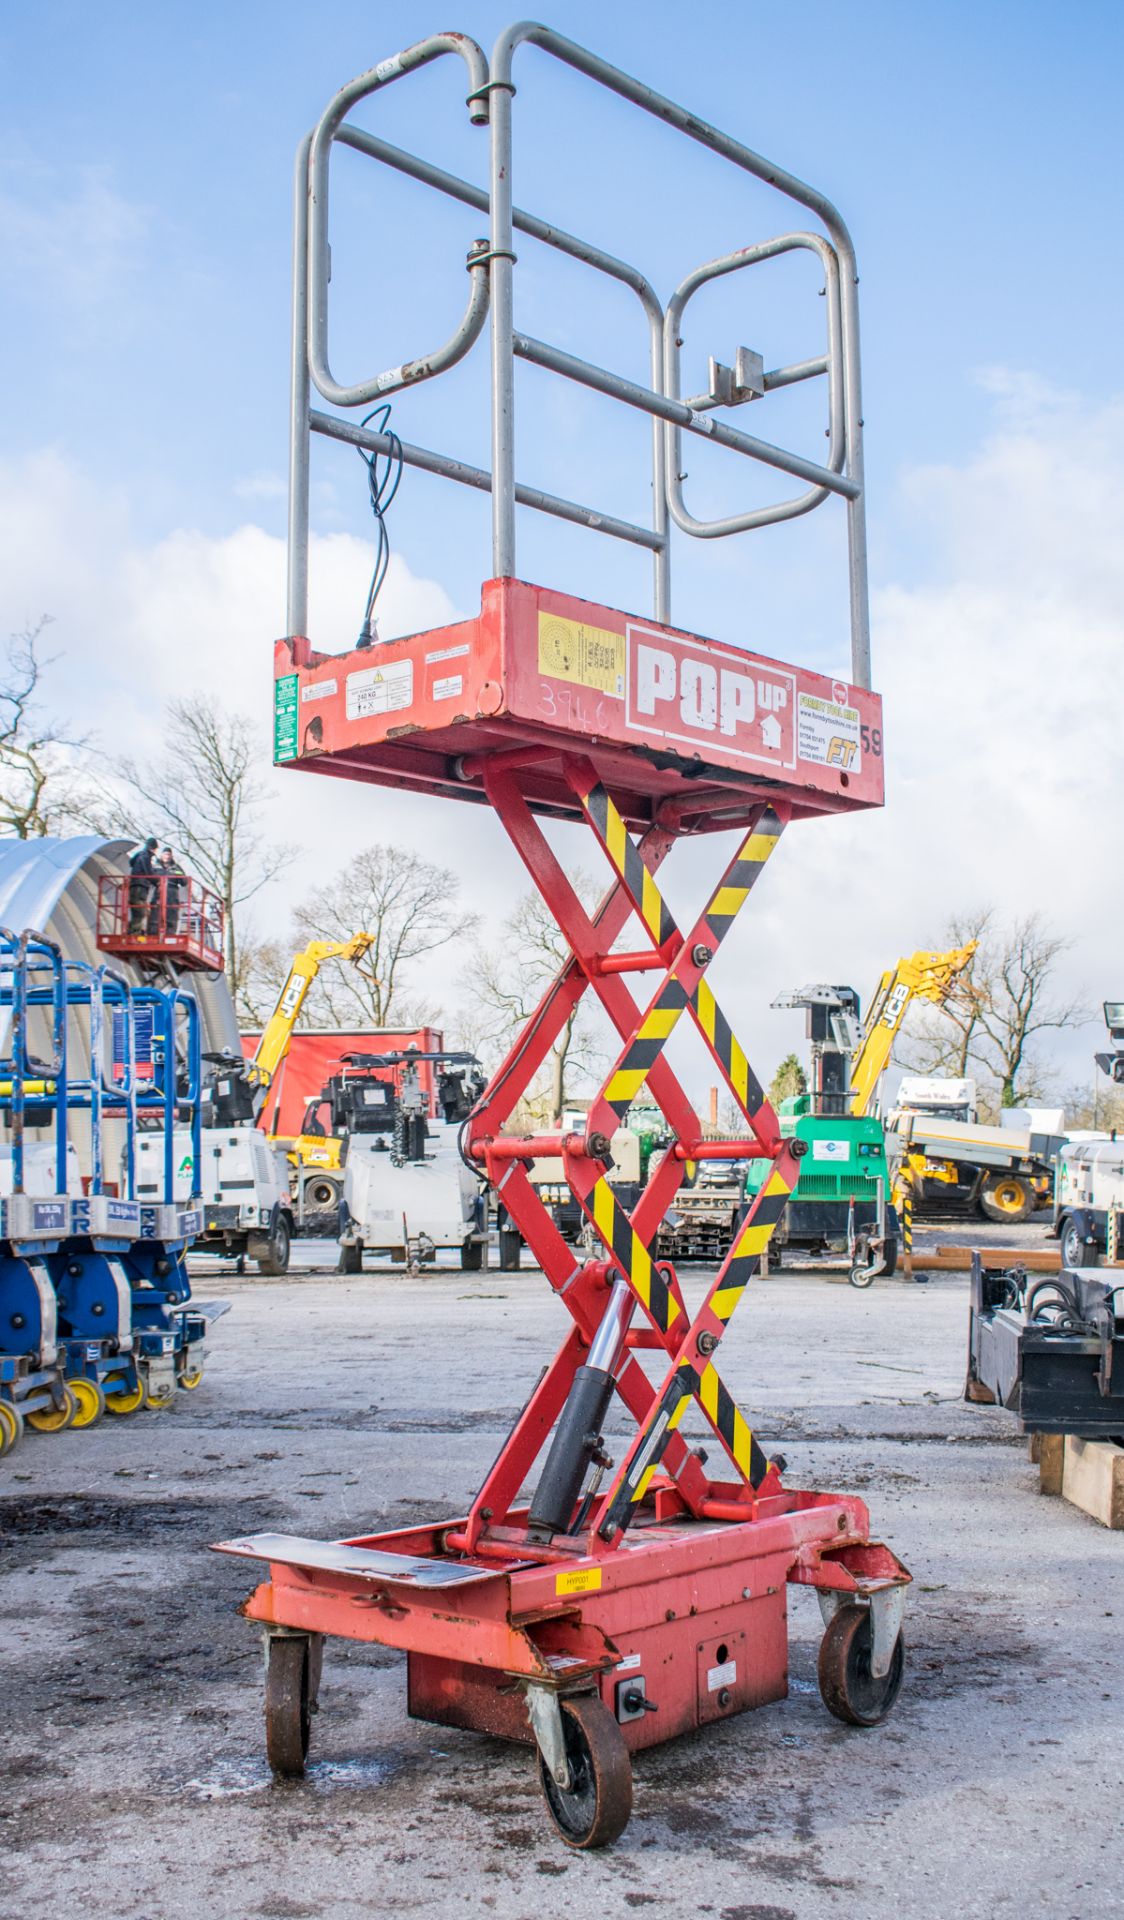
[743,986,899,1287]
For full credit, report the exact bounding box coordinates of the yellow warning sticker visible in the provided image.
[555,1566,603,1596]
[538,613,624,698]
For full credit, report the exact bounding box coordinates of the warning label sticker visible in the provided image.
[538,612,624,698]
[432,675,463,702]
[346,658,414,720]
[301,678,337,703]
[797,691,862,773]
[274,673,298,763]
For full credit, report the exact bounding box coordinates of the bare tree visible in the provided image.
[470,872,608,1122]
[0,619,94,837]
[112,698,289,1001]
[905,910,1085,1108]
[280,845,475,1028]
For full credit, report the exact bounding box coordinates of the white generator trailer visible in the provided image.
[334,1051,487,1273]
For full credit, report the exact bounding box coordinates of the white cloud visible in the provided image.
[1,383,1119,1101]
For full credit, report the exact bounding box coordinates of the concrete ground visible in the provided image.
[2,1222,1121,1920]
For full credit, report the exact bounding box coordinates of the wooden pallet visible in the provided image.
[1030,1432,1124,1529]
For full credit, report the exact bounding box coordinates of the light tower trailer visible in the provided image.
[216,26,911,1850]
[332,1050,487,1272]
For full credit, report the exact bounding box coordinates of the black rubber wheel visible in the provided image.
[537,1694,633,1850]
[257,1215,292,1277]
[338,1240,363,1275]
[460,1237,484,1271]
[881,1234,899,1277]
[498,1228,521,1271]
[265,1633,322,1777]
[305,1175,341,1211]
[979,1173,1034,1225]
[818,1603,905,1727]
[1060,1217,1097,1268]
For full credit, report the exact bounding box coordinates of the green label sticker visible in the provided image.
[274,673,299,763]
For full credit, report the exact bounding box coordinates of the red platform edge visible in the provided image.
[274,579,885,829]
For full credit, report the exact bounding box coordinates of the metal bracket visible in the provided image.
[523,1683,571,1789]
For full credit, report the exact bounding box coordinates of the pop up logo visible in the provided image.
[625,628,795,767]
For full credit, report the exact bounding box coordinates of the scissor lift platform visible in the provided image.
[222,21,912,1850]
[276,578,884,826]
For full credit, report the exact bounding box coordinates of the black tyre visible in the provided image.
[461,1237,484,1271]
[498,1228,521,1271]
[1060,1217,1097,1268]
[818,1603,905,1727]
[264,1633,322,1777]
[257,1214,292,1277]
[537,1694,632,1850]
[305,1175,341,1211]
[979,1174,1034,1224]
[338,1240,363,1275]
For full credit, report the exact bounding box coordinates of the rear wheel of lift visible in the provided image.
[818,1603,905,1727]
[265,1632,322,1778]
[1060,1217,1097,1267]
[257,1215,292,1277]
[0,1398,24,1455]
[105,1378,146,1415]
[26,1383,79,1433]
[66,1377,106,1428]
[537,1694,633,1849]
[979,1174,1034,1224]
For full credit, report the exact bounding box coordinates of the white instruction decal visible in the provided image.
[797,691,862,772]
[615,1653,642,1672]
[707,1660,737,1691]
[425,643,470,665]
[301,679,337,702]
[346,659,413,720]
[432,675,463,702]
[811,1138,851,1162]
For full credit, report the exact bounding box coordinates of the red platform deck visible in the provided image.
[274,579,884,829]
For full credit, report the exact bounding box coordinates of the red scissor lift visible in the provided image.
[216,27,911,1849]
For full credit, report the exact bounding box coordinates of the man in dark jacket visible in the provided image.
[128,837,159,933]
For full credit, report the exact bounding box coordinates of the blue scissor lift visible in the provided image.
[0,927,226,1455]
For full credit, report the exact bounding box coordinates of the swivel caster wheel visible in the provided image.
[0,1399,24,1455]
[264,1632,323,1778]
[818,1603,905,1726]
[66,1377,106,1428]
[536,1694,633,1849]
[26,1384,79,1433]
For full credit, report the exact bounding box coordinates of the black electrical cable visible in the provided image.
[355,402,403,648]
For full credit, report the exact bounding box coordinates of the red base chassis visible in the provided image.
[219,580,908,1846]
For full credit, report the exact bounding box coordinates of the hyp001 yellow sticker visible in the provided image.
[538,613,624,698]
[554,1566,603,1596]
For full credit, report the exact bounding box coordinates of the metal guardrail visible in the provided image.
[287,23,872,686]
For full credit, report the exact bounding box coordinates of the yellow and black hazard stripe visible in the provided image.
[600,1360,770,1537]
[598,1157,798,1538]
[702,810,784,945]
[692,977,768,1128]
[591,1177,680,1334]
[579,782,674,948]
[602,978,688,1119]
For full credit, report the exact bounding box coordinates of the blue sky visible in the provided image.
[2,1,1122,1097]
